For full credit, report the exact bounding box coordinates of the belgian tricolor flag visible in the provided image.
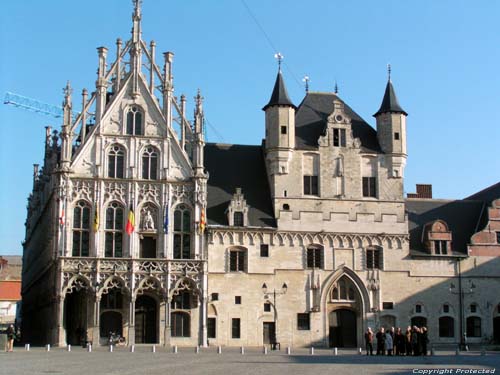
[125,205,135,235]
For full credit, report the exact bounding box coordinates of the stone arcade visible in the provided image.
[22,2,500,348]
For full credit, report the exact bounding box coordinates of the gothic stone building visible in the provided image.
[22,3,500,348]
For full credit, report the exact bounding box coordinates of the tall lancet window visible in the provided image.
[126,106,143,135]
[173,205,192,259]
[142,146,158,180]
[72,200,90,257]
[108,144,125,178]
[105,202,124,258]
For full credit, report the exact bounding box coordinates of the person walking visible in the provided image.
[364,327,374,355]
[412,326,420,356]
[5,324,15,352]
[385,329,394,356]
[376,327,386,355]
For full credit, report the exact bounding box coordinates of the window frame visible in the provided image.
[72,200,91,257]
[366,247,382,270]
[306,246,323,269]
[173,204,192,259]
[260,244,269,257]
[233,212,244,227]
[362,176,377,198]
[171,311,190,338]
[303,175,319,196]
[107,144,125,179]
[231,318,241,339]
[126,105,143,136]
[104,201,124,258]
[297,313,310,330]
[333,128,346,147]
[229,248,246,272]
[439,316,454,338]
[466,316,481,338]
[141,146,159,180]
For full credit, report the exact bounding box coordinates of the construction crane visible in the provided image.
[3,91,66,119]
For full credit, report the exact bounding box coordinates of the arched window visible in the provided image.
[171,291,192,310]
[142,146,158,180]
[466,316,481,337]
[108,144,125,178]
[105,202,124,257]
[126,106,143,135]
[171,312,190,337]
[72,200,90,257]
[233,212,244,227]
[439,316,454,337]
[173,205,191,259]
[331,277,356,302]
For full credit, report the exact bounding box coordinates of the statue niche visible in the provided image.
[139,204,158,258]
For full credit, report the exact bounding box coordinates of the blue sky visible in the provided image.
[1,0,499,255]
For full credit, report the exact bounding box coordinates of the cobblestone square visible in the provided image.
[1,347,498,375]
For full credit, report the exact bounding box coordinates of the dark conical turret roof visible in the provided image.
[262,70,296,111]
[373,80,407,117]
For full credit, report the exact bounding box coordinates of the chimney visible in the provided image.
[407,184,432,199]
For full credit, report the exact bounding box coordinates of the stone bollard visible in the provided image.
[152,345,156,353]
[25,343,30,351]
[286,347,291,355]
[240,346,245,355]
[67,344,71,352]
[195,346,200,354]
[455,348,459,356]
[217,346,222,354]
[263,346,268,355]
[310,347,314,355]
[173,345,178,354]
[334,347,338,356]
[46,344,50,352]
[109,345,113,352]
[87,343,92,353]
[130,345,135,353]
[358,347,362,355]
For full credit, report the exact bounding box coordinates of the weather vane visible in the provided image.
[302,75,310,93]
[274,52,283,70]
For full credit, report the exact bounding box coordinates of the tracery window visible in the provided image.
[331,277,356,301]
[173,205,191,259]
[105,202,124,257]
[126,106,143,135]
[142,146,158,180]
[108,144,125,178]
[72,200,90,257]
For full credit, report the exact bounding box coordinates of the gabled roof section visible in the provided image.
[406,199,484,254]
[205,143,276,228]
[374,80,407,117]
[295,92,381,152]
[262,70,296,111]
[464,181,500,233]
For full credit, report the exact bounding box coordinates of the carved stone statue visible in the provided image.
[142,208,155,230]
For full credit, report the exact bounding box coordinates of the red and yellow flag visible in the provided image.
[125,206,135,235]
[199,208,206,234]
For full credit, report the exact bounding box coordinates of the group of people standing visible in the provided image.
[364,326,429,356]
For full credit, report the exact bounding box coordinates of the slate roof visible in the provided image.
[295,92,381,153]
[262,70,296,111]
[464,181,500,232]
[405,199,484,254]
[373,80,408,117]
[204,143,276,228]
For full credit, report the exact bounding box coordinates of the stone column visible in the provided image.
[200,296,208,347]
[92,295,101,345]
[164,296,171,346]
[128,297,136,345]
[56,294,66,346]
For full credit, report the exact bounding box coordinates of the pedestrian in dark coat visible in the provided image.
[395,327,405,355]
[421,327,429,356]
[376,327,386,355]
[411,326,420,356]
[405,326,412,355]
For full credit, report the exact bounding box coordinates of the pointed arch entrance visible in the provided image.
[322,267,369,348]
[135,295,157,343]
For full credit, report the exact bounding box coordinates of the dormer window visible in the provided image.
[227,188,249,227]
[333,128,346,147]
[423,220,452,255]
